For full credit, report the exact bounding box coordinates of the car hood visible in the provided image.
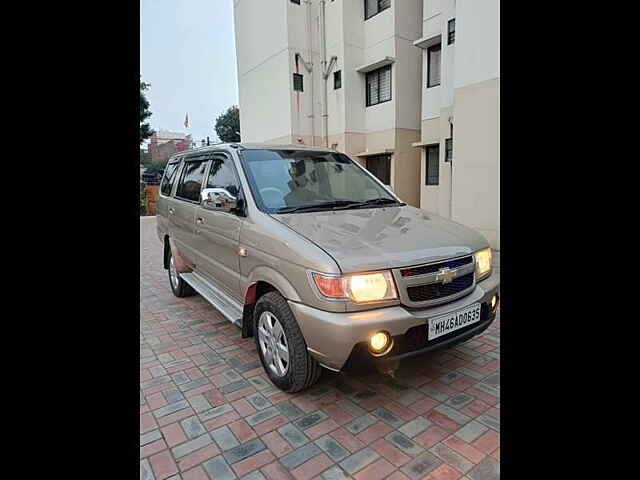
[271,205,489,273]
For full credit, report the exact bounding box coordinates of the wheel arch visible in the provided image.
[163,236,192,273]
[241,266,302,338]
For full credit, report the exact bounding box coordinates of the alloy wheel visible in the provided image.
[257,311,290,377]
[169,255,179,288]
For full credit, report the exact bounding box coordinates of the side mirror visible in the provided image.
[201,187,238,212]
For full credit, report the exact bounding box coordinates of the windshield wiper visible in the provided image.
[332,198,405,210]
[275,198,404,214]
[275,200,357,214]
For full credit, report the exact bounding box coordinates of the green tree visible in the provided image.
[214,106,241,143]
[140,182,147,216]
[140,150,152,165]
[145,158,168,175]
[140,77,154,144]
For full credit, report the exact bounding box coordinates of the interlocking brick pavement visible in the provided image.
[141,217,500,480]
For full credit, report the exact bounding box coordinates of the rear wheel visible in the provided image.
[167,250,195,298]
[254,291,321,392]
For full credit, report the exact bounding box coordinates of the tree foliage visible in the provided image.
[145,158,168,175]
[140,182,147,216]
[140,77,154,144]
[214,106,241,143]
[140,150,152,165]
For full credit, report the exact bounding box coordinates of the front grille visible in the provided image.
[400,255,473,277]
[407,271,474,302]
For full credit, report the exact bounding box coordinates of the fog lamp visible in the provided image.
[491,295,498,311]
[369,331,392,355]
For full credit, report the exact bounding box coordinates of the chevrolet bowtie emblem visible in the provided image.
[436,267,456,284]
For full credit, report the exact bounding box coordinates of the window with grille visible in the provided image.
[293,73,304,92]
[448,19,455,45]
[445,138,453,162]
[427,43,441,88]
[426,145,439,185]
[334,70,342,89]
[365,0,391,20]
[366,65,391,107]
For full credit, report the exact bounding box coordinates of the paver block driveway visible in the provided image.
[140,217,500,480]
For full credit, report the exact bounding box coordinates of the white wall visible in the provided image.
[420,0,455,120]
[450,0,501,248]
[234,0,292,142]
[454,0,500,89]
[421,145,452,217]
[342,0,366,134]
[325,0,346,137]
[287,0,319,140]
[394,0,423,131]
[362,4,396,134]
[235,0,423,144]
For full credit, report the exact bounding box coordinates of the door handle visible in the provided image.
[168,208,175,215]
[196,217,204,225]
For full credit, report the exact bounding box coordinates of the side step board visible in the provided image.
[180,271,243,327]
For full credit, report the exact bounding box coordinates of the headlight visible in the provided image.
[474,248,492,281]
[311,271,398,303]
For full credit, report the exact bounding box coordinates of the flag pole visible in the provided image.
[184,112,192,149]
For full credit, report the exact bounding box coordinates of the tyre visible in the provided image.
[254,291,322,392]
[167,249,195,298]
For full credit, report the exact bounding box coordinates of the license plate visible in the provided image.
[428,303,482,340]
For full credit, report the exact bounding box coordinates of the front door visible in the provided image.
[366,154,391,186]
[171,155,210,266]
[192,153,243,301]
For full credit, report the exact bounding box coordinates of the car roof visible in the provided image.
[168,143,336,161]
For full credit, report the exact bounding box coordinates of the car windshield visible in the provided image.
[240,149,399,213]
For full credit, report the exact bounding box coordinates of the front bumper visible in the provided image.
[288,269,499,371]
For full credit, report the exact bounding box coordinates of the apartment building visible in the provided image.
[234,0,423,207]
[148,130,193,162]
[233,0,499,248]
[413,0,500,248]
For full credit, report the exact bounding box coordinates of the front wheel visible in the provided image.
[254,291,321,392]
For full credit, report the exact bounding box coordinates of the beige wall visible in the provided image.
[393,129,421,207]
[451,78,500,248]
[234,0,292,143]
[263,127,421,208]
[415,0,500,249]
[419,106,452,218]
[354,128,421,208]
[235,0,443,218]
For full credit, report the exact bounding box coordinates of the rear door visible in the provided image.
[171,154,210,266]
[192,152,243,300]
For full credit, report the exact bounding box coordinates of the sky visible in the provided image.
[140,0,238,148]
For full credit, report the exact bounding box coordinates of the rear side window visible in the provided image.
[160,161,180,196]
[206,156,240,197]
[176,159,208,202]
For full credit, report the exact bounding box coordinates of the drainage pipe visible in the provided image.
[305,0,315,146]
[295,52,313,145]
[320,0,329,147]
